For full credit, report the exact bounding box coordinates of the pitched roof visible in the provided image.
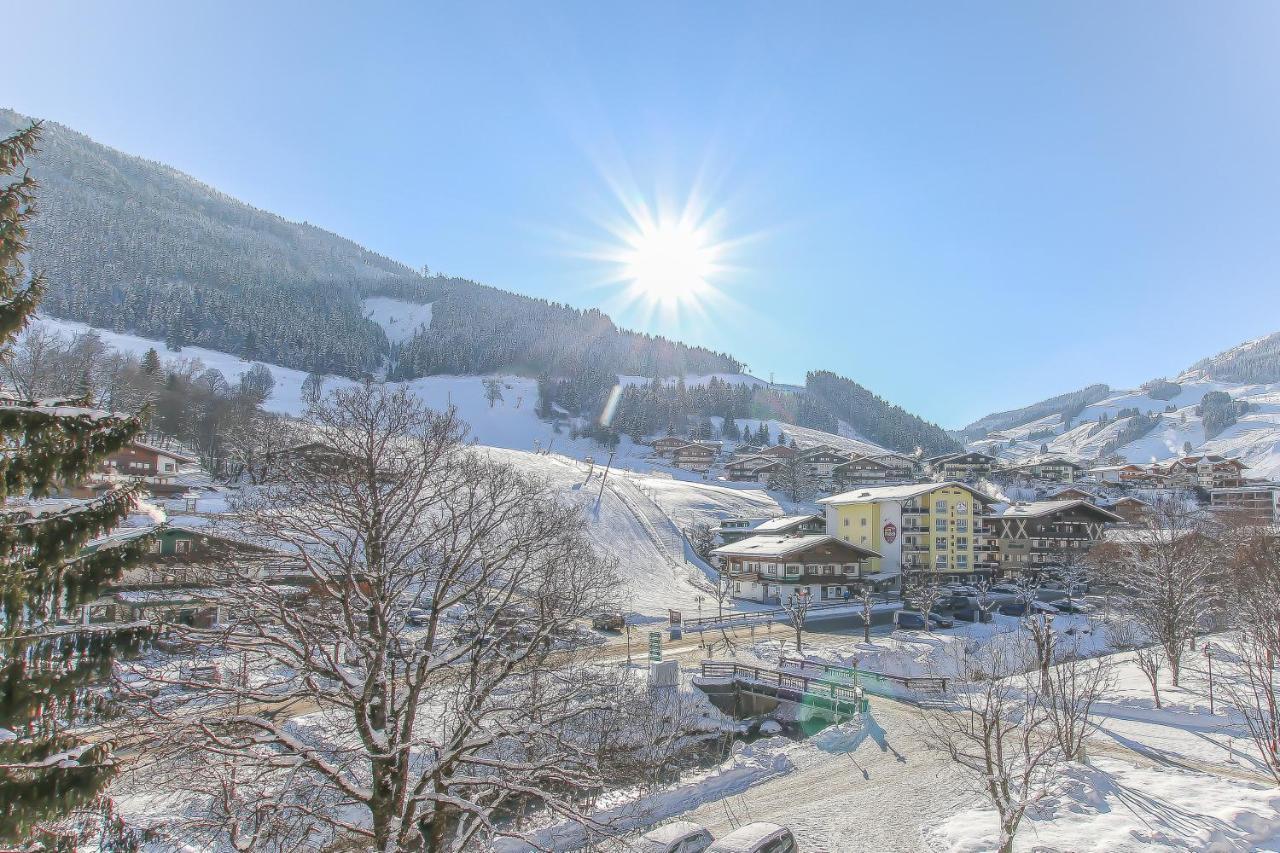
[990,499,1123,522]
[752,514,822,533]
[130,441,199,464]
[818,481,995,506]
[711,534,880,561]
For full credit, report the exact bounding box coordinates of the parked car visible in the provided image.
[406,608,431,627]
[591,611,626,632]
[997,600,1061,618]
[708,822,798,853]
[639,821,714,853]
[1053,599,1093,615]
[990,583,1020,594]
[953,606,994,623]
[894,610,954,630]
[941,583,978,597]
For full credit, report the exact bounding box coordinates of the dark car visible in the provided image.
[894,610,954,630]
[953,606,994,623]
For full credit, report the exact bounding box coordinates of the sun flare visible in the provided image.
[619,219,719,306]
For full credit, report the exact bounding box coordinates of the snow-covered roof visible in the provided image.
[710,823,790,851]
[818,481,993,505]
[991,499,1123,522]
[642,821,707,845]
[128,441,199,463]
[711,534,880,560]
[751,514,822,533]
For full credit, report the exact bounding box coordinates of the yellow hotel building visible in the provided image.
[817,482,998,586]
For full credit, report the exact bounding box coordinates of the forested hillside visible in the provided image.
[805,370,960,456]
[1185,331,1280,384]
[960,383,1112,440]
[0,109,739,380]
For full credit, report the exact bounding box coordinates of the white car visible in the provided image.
[708,822,798,853]
[640,821,714,853]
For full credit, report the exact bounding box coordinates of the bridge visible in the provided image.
[678,599,898,633]
[697,660,866,720]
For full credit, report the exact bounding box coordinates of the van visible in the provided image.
[708,822,797,853]
[639,820,714,853]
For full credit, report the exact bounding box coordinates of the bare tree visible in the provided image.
[1134,645,1166,709]
[919,644,1058,853]
[782,589,813,653]
[973,577,998,622]
[123,384,622,852]
[904,574,944,632]
[1094,503,1218,686]
[767,455,816,503]
[1218,632,1280,782]
[1042,642,1113,760]
[1218,517,1280,781]
[858,586,876,643]
[1014,575,1054,692]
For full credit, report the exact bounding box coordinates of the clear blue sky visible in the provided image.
[9,1,1280,428]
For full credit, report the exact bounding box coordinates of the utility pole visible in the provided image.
[596,449,616,504]
[625,618,632,668]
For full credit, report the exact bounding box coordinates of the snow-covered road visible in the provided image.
[681,696,969,852]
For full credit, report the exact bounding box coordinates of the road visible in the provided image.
[682,695,969,852]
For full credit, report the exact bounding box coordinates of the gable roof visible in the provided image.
[819,481,996,506]
[129,441,199,464]
[711,534,880,561]
[752,514,823,533]
[990,499,1123,523]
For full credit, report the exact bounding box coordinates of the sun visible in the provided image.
[619,218,719,307]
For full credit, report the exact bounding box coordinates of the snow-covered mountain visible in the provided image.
[965,333,1280,479]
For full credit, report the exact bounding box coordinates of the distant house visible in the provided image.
[1100,495,1151,525]
[757,444,797,459]
[986,499,1122,575]
[712,534,880,603]
[1049,486,1101,503]
[751,514,826,537]
[1211,483,1280,524]
[102,441,198,479]
[1160,455,1248,490]
[831,455,901,488]
[81,524,288,628]
[712,517,773,546]
[671,442,718,472]
[1006,458,1082,483]
[797,446,852,479]
[725,455,782,482]
[651,436,692,458]
[926,451,997,481]
[1088,463,1162,485]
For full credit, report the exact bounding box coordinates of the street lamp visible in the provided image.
[1205,642,1215,716]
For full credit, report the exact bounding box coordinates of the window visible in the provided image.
[163,463,175,472]
[935,537,947,550]
[956,537,968,548]
[956,519,968,533]
[843,517,850,527]
[823,565,834,575]
[956,554,969,567]
[935,500,947,513]
[785,564,801,576]
[935,519,947,532]
[174,539,192,554]
[935,555,948,568]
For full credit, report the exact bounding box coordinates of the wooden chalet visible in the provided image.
[670,442,718,472]
[725,455,782,482]
[712,534,881,603]
[986,499,1122,575]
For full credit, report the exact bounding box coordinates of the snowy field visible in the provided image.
[970,372,1280,480]
[362,296,433,344]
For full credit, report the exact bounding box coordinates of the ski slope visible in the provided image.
[970,374,1280,479]
[362,296,433,344]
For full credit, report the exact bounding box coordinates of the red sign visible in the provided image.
[883,522,898,544]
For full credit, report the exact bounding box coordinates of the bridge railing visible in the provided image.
[698,660,864,706]
[779,655,948,693]
[680,598,886,631]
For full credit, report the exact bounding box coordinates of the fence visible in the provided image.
[779,655,948,693]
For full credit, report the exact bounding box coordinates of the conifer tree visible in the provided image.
[0,122,151,848]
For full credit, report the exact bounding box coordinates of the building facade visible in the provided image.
[986,499,1122,574]
[1211,484,1280,524]
[1161,455,1248,490]
[926,452,997,481]
[819,482,998,584]
[712,534,880,603]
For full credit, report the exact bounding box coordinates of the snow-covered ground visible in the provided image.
[362,296,433,344]
[970,372,1280,479]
